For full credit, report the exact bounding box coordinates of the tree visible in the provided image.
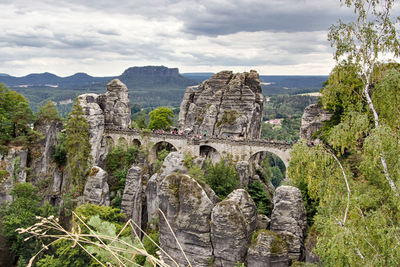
[0,84,38,150]
[287,1,400,264]
[132,109,147,129]
[328,0,400,193]
[148,107,174,130]
[205,158,239,199]
[36,100,61,124]
[65,98,92,194]
[1,183,57,266]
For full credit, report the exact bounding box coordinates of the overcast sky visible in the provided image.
[0,0,395,76]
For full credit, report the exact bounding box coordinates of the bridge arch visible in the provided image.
[105,136,114,148]
[132,138,141,147]
[248,147,290,169]
[200,145,221,162]
[117,137,128,147]
[249,151,287,188]
[149,141,178,164]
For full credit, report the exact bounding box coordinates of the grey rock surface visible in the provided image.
[257,214,271,230]
[179,70,263,139]
[211,189,257,266]
[247,230,289,267]
[0,148,27,205]
[145,173,161,221]
[236,161,250,187]
[99,79,131,129]
[300,103,332,143]
[78,93,105,165]
[270,186,307,261]
[121,166,143,234]
[83,166,110,206]
[159,173,214,267]
[32,120,63,180]
[146,152,189,220]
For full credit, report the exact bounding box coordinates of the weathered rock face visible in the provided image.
[236,161,250,187]
[145,173,161,221]
[83,166,110,206]
[146,152,189,220]
[300,103,332,143]
[32,120,63,180]
[159,173,214,267]
[211,189,257,267]
[121,166,142,233]
[270,186,307,261]
[98,79,131,128]
[76,79,130,166]
[179,70,263,139]
[0,148,27,205]
[31,119,65,198]
[247,230,289,267]
[78,93,105,165]
[257,214,271,230]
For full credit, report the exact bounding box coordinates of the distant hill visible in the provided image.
[0,66,198,113]
[0,72,111,88]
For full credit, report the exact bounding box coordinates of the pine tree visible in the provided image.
[65,98,92,194]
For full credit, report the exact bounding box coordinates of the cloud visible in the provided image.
[1,0,384,76]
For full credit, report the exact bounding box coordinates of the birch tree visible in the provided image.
[328,0,400,193]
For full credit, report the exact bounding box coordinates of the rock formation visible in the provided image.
[0,148,27,205]
[236,161,250,187]
[211,189,257,266]
[98,79,131,128]
[300,103,332,143]
[83,166,110,206]
[247,230,289,267]
[179,70,264,139]
[159,173,214,267]
[78,93,105,165]
[29,119,64,199]
[145,152,189,220]
[270,186,307,261]
[77,79,131,167]
[31,120,63,180]
[121,166,143,234]
[257,214,271,230]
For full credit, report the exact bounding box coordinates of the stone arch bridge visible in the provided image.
[104,127,293,167]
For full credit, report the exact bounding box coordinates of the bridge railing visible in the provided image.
[104,126,293,147]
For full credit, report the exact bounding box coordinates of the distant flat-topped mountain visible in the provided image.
[116,66,196,89]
